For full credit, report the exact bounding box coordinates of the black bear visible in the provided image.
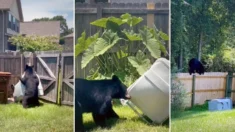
[20,64,40,108]
[188,58,205,75]
[75,75,131,132]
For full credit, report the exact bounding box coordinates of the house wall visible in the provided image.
[7,0,20,35]
[0,10,8,52]
[9,0,20,20]
[64,37,74,51]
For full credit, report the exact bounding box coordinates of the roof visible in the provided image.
[64,33,73,38]
[0,0,24,21]
[20,21,60,37]
[0,0,13,9]
[110,0,169,3]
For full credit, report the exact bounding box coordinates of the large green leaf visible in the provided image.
[90,17,124,28]
[122,29,142,41]
[121,13,143,27]
[75,32,99,57]
[140,27,161,59]
[81,30,122,69]
[159,31,169,41]
[90,18,108,28]
[160,44,168,56]
[109,17,125,25]
[149,25,168,56]
[106,20,127,39]
[128,50,151,75]
[117,50,128,59]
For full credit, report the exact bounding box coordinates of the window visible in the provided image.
[7,37,16,51]
[13,17,15,31]
[8,13,11,28]
[16,20,19,32]
[95,0,108,2]
[75,0,85,2]
[8,12,19,32]
[75,0,108,3]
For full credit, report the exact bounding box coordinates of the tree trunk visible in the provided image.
[198,32,203,61]
[179,44,183,69]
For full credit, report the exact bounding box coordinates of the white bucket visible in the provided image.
[13,72,44,101]
[127,58,169,123]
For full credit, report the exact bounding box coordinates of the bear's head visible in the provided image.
[111,75,131,100]
[24,64,34,74]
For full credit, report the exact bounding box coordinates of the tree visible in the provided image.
[171,0,235,72]
[32,15,73,37]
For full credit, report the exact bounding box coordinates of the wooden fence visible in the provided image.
[75,2,169,78]
[0,51,74,106]
[174,72,235,107]
[75,2,169,41]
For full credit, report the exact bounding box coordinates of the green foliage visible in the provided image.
[120,13,143,27]
[140,26,161,59]
[82,30,122,68]
[76,13,168,80]
[203,45,235,72]
[171,69,188,112]
[128,50,151,75]
[9,35,62,52]
[75,31,99,57]
[171,0,235,72]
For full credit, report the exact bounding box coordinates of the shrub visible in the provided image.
[10,35,62,52]
[171,69,188,113]
[75,13,168,82]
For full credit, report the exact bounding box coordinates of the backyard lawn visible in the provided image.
[82,104,169,132]
[0,101,169,132]
[171,104,235,132]
[0,102,73,132]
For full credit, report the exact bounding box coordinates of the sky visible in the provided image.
[21,0,73,29]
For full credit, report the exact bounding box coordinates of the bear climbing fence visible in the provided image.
[174,72,235,108]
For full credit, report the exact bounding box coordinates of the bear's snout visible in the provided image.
[125,93,131,99]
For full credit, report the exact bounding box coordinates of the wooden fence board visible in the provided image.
[60,52,74,106]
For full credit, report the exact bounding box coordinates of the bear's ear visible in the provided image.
[112,75,119,82]
[25,64,29,69]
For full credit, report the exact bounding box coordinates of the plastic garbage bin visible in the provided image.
[127,58,169,124]
[209,98,232,111]
[0,72,11,104]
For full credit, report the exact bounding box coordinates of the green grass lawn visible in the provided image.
[171,104,235,132]
[0,102,73,132]
[82,105,169,132]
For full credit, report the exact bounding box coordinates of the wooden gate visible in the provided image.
[23,51,73,105]
[60,52,74,105]
[35,52,60,103]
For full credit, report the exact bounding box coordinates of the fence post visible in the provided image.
[21,53,25,75]
[225,72,233,98]
[147,3,155,28]
[57,53,62,106]
[32,53,37,71]
[191,74,196,107]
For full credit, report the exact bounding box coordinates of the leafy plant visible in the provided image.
[76,13,168,80]
[10,35,62,52]
[171,71,188,113]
